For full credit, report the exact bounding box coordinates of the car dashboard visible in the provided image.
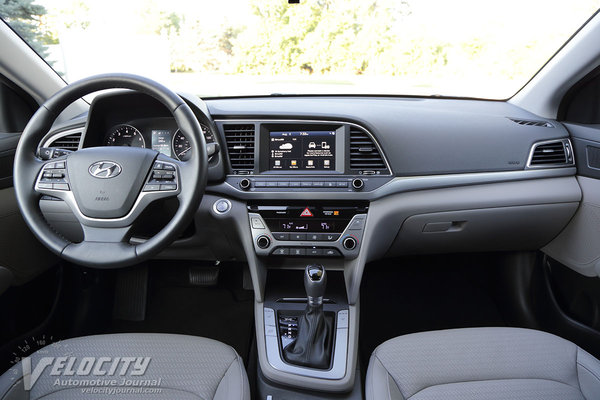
[39,91,580,296]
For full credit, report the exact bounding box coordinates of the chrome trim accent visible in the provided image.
[214,118,393,175]
[42,126,85,149]
[526,139,575,169]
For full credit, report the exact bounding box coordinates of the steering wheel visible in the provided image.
[13,74,207,268]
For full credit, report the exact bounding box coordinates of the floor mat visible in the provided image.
[111,264,254,364]
[359,254,506,365]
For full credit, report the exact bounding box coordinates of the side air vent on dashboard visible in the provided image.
[223,124,255,173]
[349,127,388,173]
[528,139,573,167]
[46,131,82,151]
[509,118,554,128]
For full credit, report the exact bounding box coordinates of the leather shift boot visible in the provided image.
[282,304,333,369]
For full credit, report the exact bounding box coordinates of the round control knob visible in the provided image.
[239,178,251,191]
[256,235,271,249]
[343,236,357,250]
[352,178,364,190]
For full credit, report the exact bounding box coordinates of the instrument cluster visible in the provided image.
[103,118,214,161]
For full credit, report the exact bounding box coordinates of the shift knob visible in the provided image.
[304,264,327,306]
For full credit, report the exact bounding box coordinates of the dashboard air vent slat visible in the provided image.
[349,128,387,171]
[223,124,255,172]
[509,118,554,128]
[47,132,82,151]
[529,140,570,166]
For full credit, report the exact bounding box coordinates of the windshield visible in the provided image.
[1,0,599,99]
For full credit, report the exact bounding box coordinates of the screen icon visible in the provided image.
[291,160,297,166]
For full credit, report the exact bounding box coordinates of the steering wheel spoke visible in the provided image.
[33,156,72,200]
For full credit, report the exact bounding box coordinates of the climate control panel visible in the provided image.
[247,203,368,259]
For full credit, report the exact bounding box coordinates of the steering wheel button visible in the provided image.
[53,183,70,191]
[54,161,66,169]
[143,184,160,192]
[42,172,53,179]
[52,173,64,179]
[162,173,175,180]
[153,162,164,170]
[37,182,53,189]
[160,184,177,191]
[163,164,175,171]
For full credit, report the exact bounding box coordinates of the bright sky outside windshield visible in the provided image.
[1,0,599,98]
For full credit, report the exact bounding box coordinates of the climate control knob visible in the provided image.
[342,236,357,250]
[256,235,271,249]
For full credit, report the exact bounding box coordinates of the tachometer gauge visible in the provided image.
[105,125,145,147]
[172,124,213,161]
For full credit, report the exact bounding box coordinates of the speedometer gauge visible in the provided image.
[105,125,145,147]
[172,124,213,161]
[172,130,192,161]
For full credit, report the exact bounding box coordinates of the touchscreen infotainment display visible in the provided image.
[269,130,335,170]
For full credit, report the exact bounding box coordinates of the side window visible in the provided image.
[559,66,600,124]
[0,78,36,188]
[0,79,36,133]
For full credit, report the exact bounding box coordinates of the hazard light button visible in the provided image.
[299,207,314,217]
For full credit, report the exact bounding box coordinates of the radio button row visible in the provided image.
[252,181,352,188]
[274,232,340,242]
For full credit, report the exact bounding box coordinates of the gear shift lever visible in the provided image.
[305,264,327,306]
[283,264,333,369]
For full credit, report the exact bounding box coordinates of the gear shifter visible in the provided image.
[282,264,333,369]
[305,264,327,306]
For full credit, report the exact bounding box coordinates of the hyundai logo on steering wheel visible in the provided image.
[88,161,122,179]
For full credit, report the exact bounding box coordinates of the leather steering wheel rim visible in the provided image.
[13,73,207,268]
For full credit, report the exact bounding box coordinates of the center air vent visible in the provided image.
[349,127,387,173]
[528,139,573,167]
[223,124,255,173]
[47,130,82,151]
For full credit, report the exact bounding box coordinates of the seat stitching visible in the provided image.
[407,377,584,399]
[214,353,240,399]
[577,362,600,385]
[374,354,406,400]
[237,354,245,400]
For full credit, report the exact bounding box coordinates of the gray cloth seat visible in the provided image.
[0,333,250,400]
[366,327,600,400]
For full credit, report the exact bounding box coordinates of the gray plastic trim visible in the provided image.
[209,167,576,201]
[264,308,348,379]
[256,302,359,392]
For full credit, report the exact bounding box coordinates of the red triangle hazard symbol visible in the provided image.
[300,207,313,217]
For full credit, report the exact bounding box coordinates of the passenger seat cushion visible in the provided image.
[366,327,600,400]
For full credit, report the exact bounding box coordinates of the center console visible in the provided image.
[211,120,385,395]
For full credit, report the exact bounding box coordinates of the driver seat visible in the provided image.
[0,333,250,400]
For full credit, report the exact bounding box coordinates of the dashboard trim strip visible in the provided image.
[209,167,577,201]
